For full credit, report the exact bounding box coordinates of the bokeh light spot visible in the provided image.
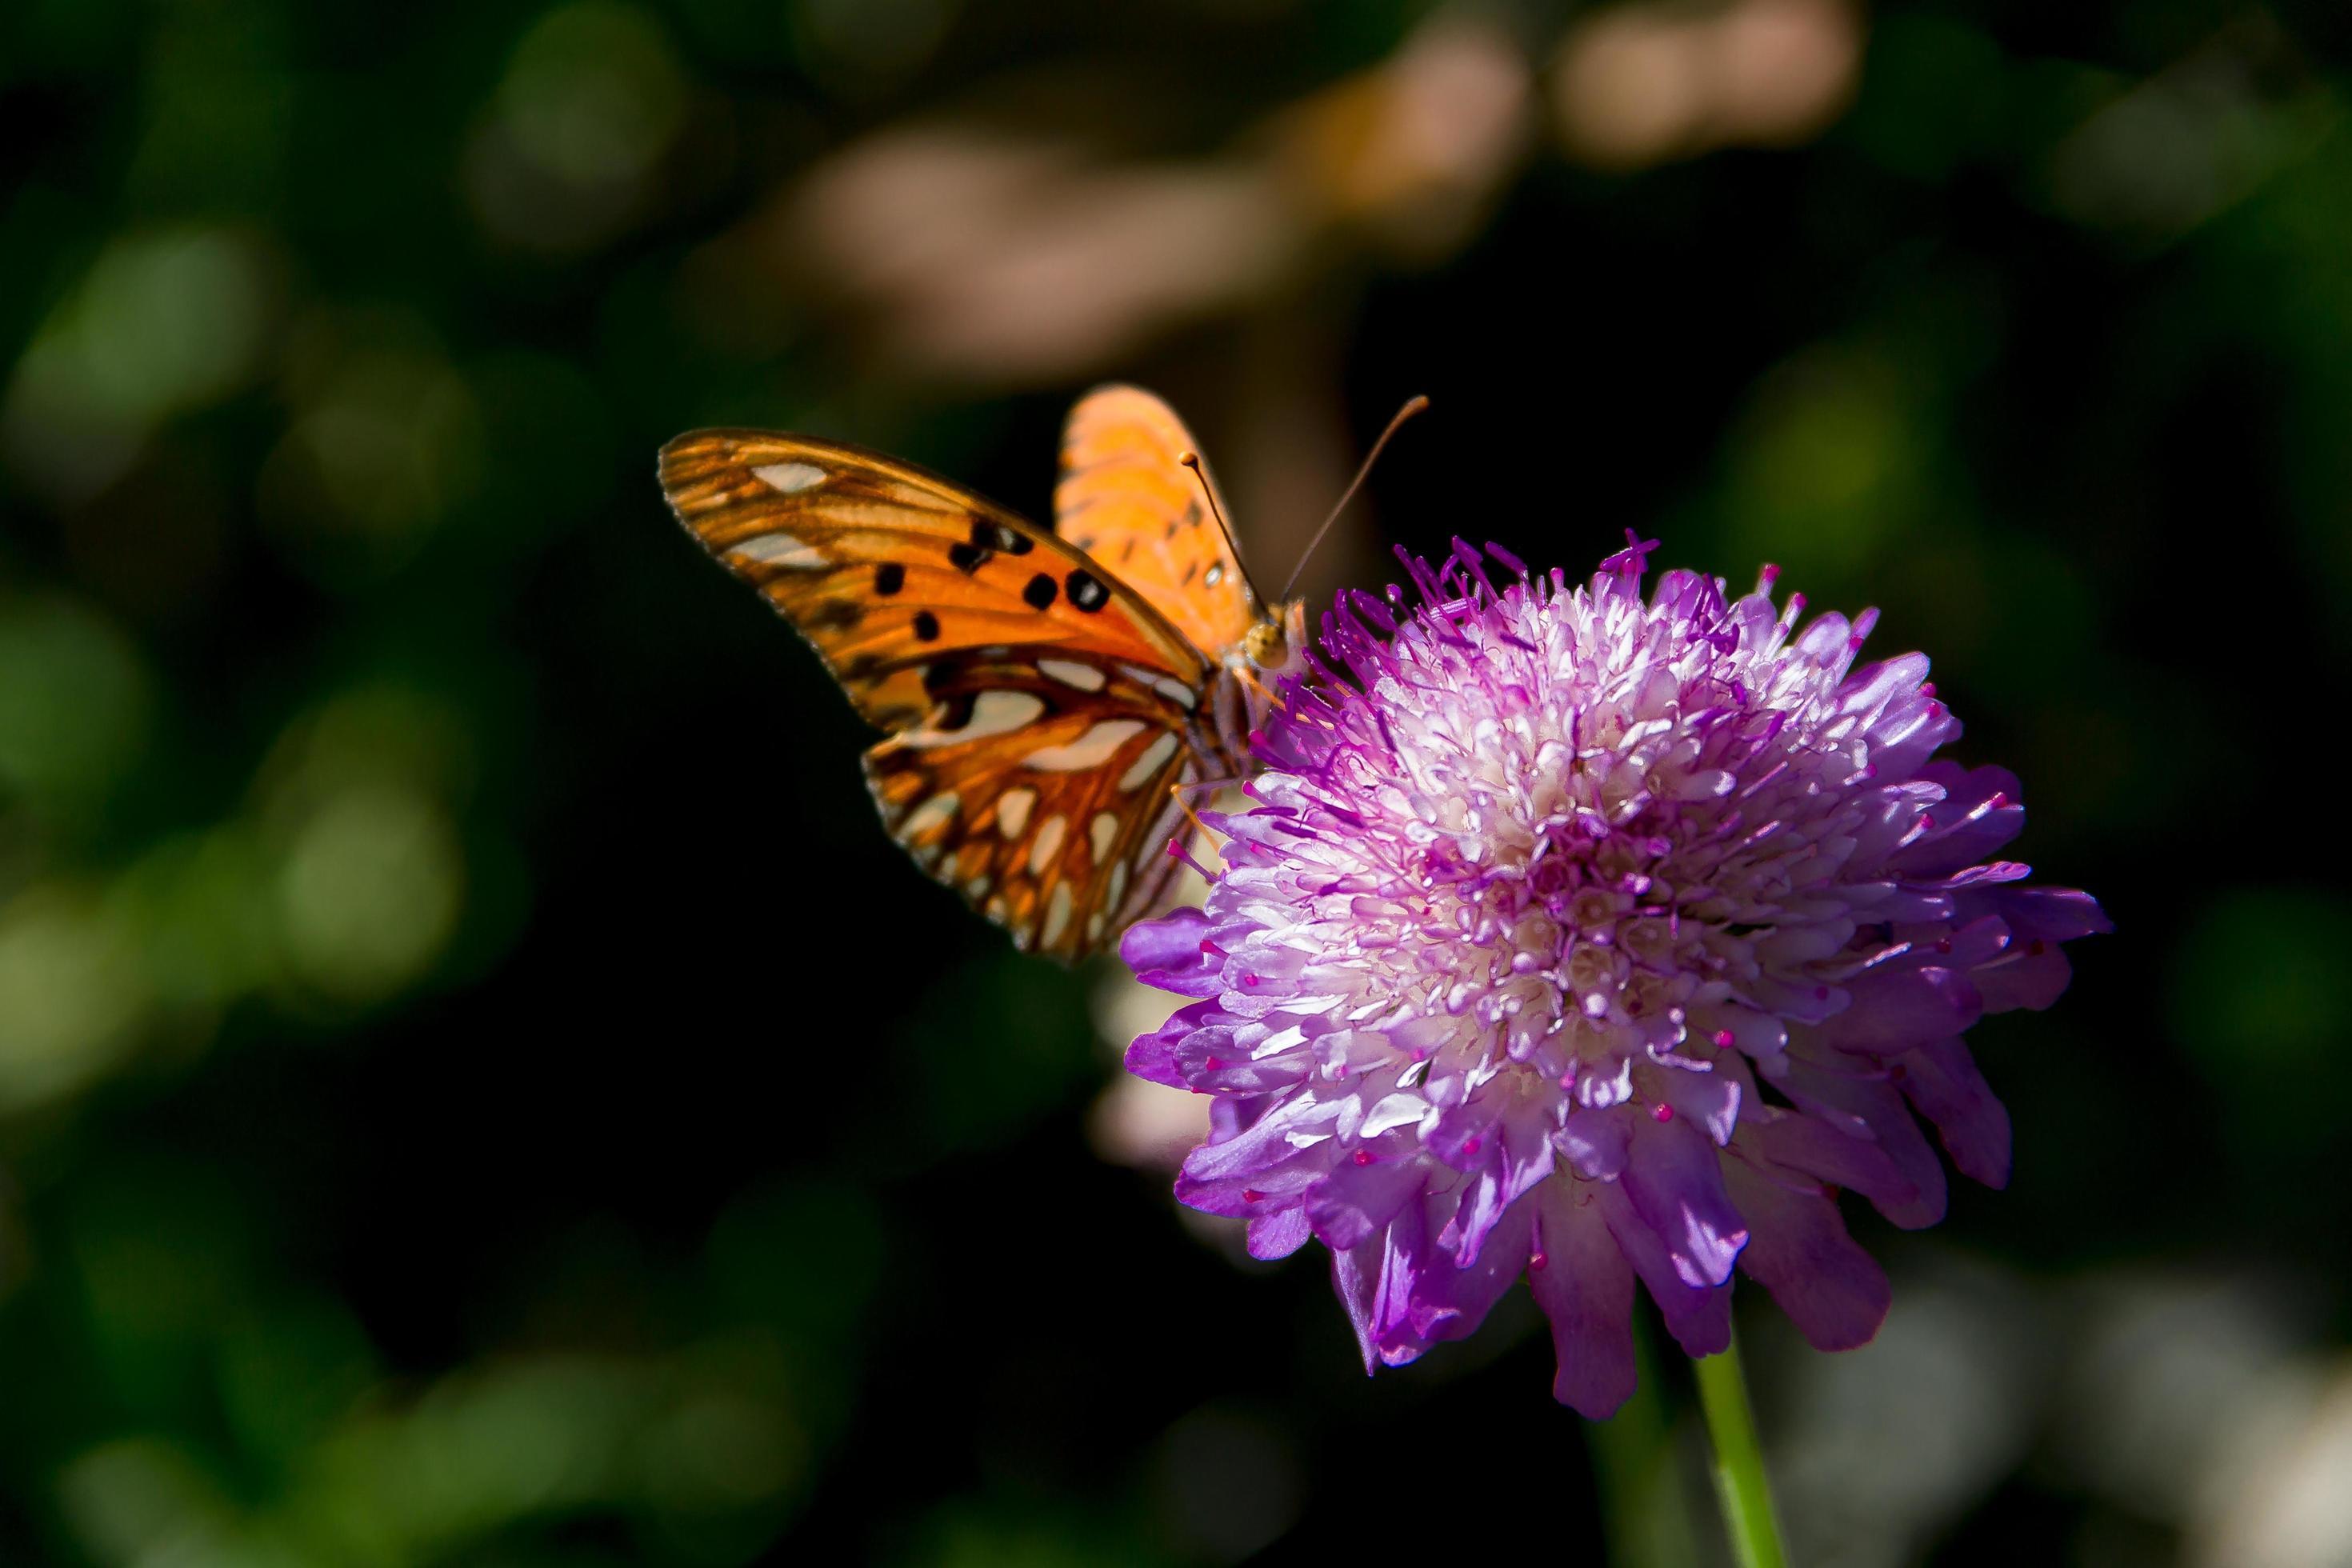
[275,786,464,1006]
[0,885,150,1113]
[2,227,273,501]
[0,594,152,814]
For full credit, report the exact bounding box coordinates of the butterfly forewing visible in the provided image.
[658,426,1218,958]
[1055,386,1263,658]
[662,430,1208,726]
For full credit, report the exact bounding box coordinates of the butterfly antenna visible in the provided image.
[1177,450,1250,578]
[1278,394,1430,603]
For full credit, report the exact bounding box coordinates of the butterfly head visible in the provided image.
[1242,599,1309,678]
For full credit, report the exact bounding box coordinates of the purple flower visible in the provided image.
[1123,537,2107,1415]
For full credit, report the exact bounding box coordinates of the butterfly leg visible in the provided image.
[1168,779,1214,843]
[1172,774,1242,798]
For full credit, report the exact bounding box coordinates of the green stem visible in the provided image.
[1586,1311,1702,1568]
[1692,1330,1789,1568]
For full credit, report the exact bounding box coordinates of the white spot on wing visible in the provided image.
[900,792,959,839]
[1028,815,1066,874]
[1038,658,1106,691]
[753,461,825,494]
[903,690,1046,748]
[964,690,1046,737]
[1024,719,1146,772]
[727,532,828,570]
[1153,675,1199,709]
[1089,811,1119,866]
[1042,882,1074,948]
[994,788,1035,838]
[1105,859,1129,914]
[1118,732,1179,794]
[1085,910,1107,943]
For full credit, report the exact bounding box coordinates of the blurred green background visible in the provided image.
[4,0,2350,1562]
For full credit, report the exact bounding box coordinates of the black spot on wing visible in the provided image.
[874,562,905,595]
[978,518,1033,555]
[1066,569,1109,612]
[950,518,1030,572]
[913,610,941,642]
[1022,572,1057,610]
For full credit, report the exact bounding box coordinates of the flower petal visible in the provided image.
[1655,1066,1742,1146]
[1746,1110,1918,1210]
[1778,1057,1947,1228]
[1415,1193,1535,1347]
[1970,943,2074,1014]
[1125,1001,1220,1087]
[1989,886,2113,941]
[1893,1037,2010,1188]
[1888,762,2025,875]
[1530,1179,1638,1417]
[1332,1197,1434,1370]
[1622,1118,1749,1288]
[1246,1208,1313,1260]
[1810,966,1983,1057]
[1723,1157,1890,1350]
[1306,1154,1428,1251]
[1122,906,1213,977]
[1556,1106,1631,1179]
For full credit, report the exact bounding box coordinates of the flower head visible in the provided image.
[1124,537,2107,1414]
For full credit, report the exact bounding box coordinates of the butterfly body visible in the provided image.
[659,386,1302,959]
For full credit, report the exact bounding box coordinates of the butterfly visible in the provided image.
[658,385,1307,960]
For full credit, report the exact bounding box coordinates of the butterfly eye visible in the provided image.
[1244,620,1287,669]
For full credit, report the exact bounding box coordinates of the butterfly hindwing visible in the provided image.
[659,427,1218,958]
[861,653,1198,957]
[1055,385,1264,659]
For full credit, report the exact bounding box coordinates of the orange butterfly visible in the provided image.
[659,386,1307,960]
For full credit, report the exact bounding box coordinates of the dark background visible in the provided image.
[4,2,2348,1563]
